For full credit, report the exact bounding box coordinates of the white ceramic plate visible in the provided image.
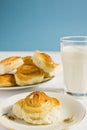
[0,77,53,90]
[0,92,86,130]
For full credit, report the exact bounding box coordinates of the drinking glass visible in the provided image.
[60,36,87,97]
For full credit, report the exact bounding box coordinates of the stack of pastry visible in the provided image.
[12,91,61,124]
[0,50,62,87]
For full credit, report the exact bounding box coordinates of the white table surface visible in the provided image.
[0,51,87,130]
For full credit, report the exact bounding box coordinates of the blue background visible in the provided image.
[0,0,87,51]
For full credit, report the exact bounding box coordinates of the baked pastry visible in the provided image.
[12,91,61,124]
[32,50,62,76]
[0,74,16,87]
[15,64,44,86]
[0,56,24,75]
[22,56,52,78]
[22,56,34,65]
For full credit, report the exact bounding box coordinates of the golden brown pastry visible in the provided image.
[15,64,44,86]
[22,56,53,78]
[22,56,34,65]
[12,91,61,124]
[0,74,16,87]
[32,50,62,76]
[0,56,24,75]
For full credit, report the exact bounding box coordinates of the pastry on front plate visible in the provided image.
[12,91,61,125]
[0,74,16,87]
[15,64,44,86]
[32,50,62,76]
[0,56,24,75]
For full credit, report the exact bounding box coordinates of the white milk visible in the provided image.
[61,46,87,93]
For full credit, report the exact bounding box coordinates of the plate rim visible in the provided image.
[0,77,54,90]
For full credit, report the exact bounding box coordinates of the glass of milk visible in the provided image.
[60,36,87,97]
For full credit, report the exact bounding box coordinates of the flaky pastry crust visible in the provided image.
[22,56,34,65]
[0,56,24,74]
[12,91,61,124]
[32,50,59,73]
[15,65,44,86]
[0,74,16,87]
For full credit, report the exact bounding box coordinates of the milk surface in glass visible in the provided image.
[61,45,87,93]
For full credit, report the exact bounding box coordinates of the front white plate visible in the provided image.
[0,92,86,130]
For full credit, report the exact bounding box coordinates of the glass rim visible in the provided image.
[60,36,87,42]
